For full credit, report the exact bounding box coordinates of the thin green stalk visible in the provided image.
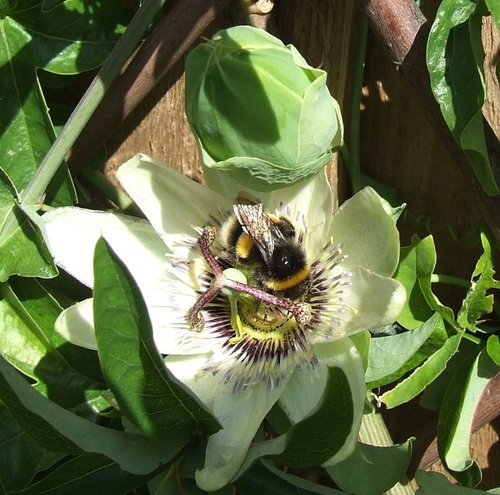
[348,15,368,193]
[430,274,470,289]
[19,0,167,206]
[359,411,415,495]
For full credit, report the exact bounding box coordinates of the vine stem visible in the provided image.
[348,15,368,193]
[19,0,167,206]
[430,274,470,289]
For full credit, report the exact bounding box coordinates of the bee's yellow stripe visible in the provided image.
[236,233,254,259]
[265,266,310,291]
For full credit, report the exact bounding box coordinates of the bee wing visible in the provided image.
[233,204,275,262]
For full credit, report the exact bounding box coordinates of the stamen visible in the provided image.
[187,226,312,330]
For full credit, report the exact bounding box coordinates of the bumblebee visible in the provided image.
[219,204,311,300]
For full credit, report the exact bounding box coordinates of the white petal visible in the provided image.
[262,168,334,256]
[117,154,233,258]
[197,381,287,491]
[340,266,406,336]
[165,354,289,492]
[43,207,216,355]
[42,208,163,287]
[278,364,328,424]
[331,187,400,276]
[55,299,97,349]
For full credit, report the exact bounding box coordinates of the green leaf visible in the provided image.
[0,355,181,474]
[0,18,74,206]
[0,281,106,413]
[273,367,354,467]
[0,404,62,491]
[427,0,499,195]
[0,170,57,280]
[13,0,133,74]
[366,313,445,388]
[486,334,500,365]
[485,0,500,29]
[419,338,479,411]
[93,238,219,441]
[457,232,497,331]
[237,461,344,495]
[9,276,103,384]
[380,333,463,409]
[14,454,155,495]
[415,471,491,494]
[0,1,134,206]
[327,439,413,495]
[414,236,456,326]
[395,236,455,329]
[437,347,499,483]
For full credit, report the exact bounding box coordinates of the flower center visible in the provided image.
[232,299,300,342]
[184,205,352,392]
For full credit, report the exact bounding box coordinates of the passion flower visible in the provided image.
[41,154,405,491]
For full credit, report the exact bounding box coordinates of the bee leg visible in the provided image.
[224,278,312,326]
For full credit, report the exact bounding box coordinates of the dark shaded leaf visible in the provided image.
[237,461,344,495]
[0,404,62,491]
[274,367,353,467]
[93,238,219,442]
[327,438,413,495]
[14,454,156,495]
[0,356,181,474]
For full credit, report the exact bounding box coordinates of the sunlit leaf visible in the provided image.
[0,282,105,414]
[437,348,499,484]
[9,276,103,384]
[486,334,500,365]
[394,241,433,329]
[419,338,479,411]
[366,313,446,388]
[327,439,413,495]
[0,0,134,205]
[0,17,74,206]
[93,238,219,441]
[457,232,497,331]
[413,236,456,326]
[395,236,455,329]
[0,170,57,280]
[380,333,463,409]
[485,0,500,28]
[427,0,499,195]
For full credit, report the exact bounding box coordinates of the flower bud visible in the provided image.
[185,26,343,192]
